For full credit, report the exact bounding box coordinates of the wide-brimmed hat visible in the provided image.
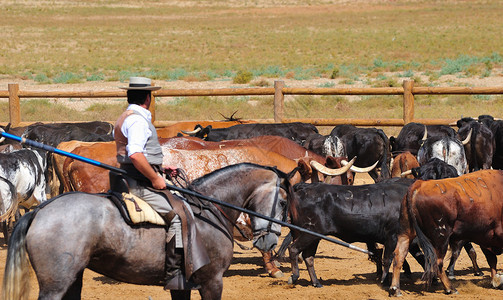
[119,77,161,91]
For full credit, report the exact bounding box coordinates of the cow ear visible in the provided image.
[411,167,420,179]
[296,159,312,181]
[325,156,341,169]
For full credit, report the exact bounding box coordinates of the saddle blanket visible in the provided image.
[122,192,166,226]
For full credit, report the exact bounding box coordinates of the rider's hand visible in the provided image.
[152,174,167,189]
[164,166,178,178]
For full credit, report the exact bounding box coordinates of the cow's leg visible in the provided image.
[464,242,483,276]
[287,234,318,285]
[366,243,384,282]
[389,234,411,297]
[260,249,283,278]
[368,169,379,183]
[434,241,457,294]
[381,240,399,285]
[447,241,483,279]
[445,239,463,280]
[302,240,322,287]
[481,248,503,288]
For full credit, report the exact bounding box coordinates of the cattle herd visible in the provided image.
[1,114,503,298]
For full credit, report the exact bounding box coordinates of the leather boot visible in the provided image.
[161,218,201,290]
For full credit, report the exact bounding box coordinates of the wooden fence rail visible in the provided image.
[1,80,503,128]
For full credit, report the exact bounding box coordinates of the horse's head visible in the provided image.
[245,167,290,253]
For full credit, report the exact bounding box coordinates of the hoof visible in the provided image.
[269,269,284,278]
[444,289,458,295]
[273,260,281,267]
[448,274,456,280]
[474,271,484,277]
[313,283,323,288]
[389,286,402,297]
[491,273,503,288]
[288,275,298,285]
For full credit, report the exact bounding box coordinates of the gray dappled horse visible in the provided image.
[3,163,295,300]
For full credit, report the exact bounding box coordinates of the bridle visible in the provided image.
[252,174,288,240]
[174,166,288,242]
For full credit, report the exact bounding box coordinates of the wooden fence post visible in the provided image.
[403,80,414,125]
[274,80,285,123]
[8,83,21,127]
[150,83,156,123]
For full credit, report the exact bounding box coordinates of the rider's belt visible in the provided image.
[120,163,163,185]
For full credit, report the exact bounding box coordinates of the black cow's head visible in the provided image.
[411,158,458,180]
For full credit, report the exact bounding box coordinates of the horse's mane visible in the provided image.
[188,162,282,187]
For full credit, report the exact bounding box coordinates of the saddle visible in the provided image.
[107,172,165,226]
[108,172,210,279]
[122,192,166,226]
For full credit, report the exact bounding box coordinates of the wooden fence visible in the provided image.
[1,80,503,128]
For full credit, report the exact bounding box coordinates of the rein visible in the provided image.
[174,167,286,242]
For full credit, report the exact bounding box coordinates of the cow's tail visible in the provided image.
[284,167,300,222]
[2,210,37,300]
[377,129,391,179]
[469,123,480,171]
[406,189,438,288]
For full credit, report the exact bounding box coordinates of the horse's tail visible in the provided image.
[406,188,437,287]
[2,210,37,300]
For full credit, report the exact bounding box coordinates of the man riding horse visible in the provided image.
[115,77,209,290]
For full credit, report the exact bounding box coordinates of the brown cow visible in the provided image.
[390,151,419,179]
[389,170,503,296]
[157,120,256,138]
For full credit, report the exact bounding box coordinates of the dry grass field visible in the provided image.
[1,0,503,126]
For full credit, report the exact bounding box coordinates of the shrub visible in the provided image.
[330,68,339,79]
[86,73,105,81]
[251,79,271,87]
[34,73,51,84]
[233,70,253,84]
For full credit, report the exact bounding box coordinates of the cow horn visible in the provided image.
[181,127,202,135]
[461,128,472,145]
[422,126,428,141]
[342,159,379,173]
[0,127,4,143]
[310,157,356,176]
[400,170,412,177]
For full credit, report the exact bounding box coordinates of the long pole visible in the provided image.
[0,130,372,255]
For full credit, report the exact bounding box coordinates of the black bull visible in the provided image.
[184,122,320,145]
[286,178,425,287]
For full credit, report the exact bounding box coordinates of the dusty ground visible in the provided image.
[0,174,502,300]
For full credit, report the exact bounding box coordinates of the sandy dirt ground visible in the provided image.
[0,174,502,300]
